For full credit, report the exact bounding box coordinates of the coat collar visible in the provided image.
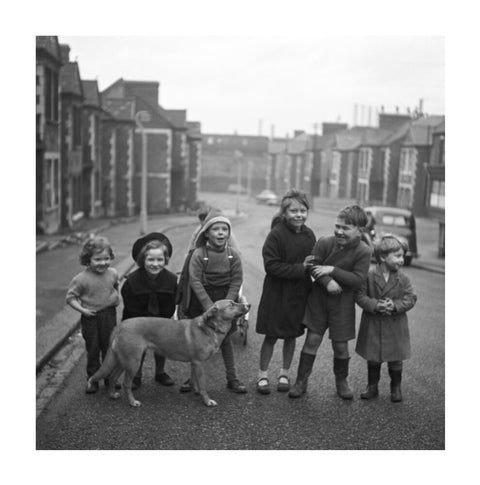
[373,264,400,294]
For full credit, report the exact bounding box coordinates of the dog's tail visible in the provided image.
[88,333,119,384]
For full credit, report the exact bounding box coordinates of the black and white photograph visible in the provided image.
[7,0,477,482]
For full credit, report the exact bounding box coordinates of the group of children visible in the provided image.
[66,189,417,403]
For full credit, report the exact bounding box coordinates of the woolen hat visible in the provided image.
[194,208,231,247]
[131,232,173,261]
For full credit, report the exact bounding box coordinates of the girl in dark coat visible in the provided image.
[255,189,316,395]
[121,232,178,389]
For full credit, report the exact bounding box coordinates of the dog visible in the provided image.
[88,299,250,407]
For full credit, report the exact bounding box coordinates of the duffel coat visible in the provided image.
[256,220,315,339]
[355,264,417,362]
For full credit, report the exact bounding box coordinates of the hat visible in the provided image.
[131,232,173,262]
[194,208,231,247]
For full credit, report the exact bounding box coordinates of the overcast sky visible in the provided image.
[60,35,444,137]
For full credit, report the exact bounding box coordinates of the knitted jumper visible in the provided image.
[66,267,120,311]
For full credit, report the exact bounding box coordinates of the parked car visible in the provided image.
[363,206,418,266]
[227,184,247,194]
[256,189,280,205]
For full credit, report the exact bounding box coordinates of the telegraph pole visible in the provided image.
[135,110,151,235]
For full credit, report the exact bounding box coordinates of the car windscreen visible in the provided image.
[380,214,410,227]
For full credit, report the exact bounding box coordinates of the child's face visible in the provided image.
[206,222,230,248]
[334,218,361,247]
[89,249,112,274]
[284,200,308,231]
[144,248,166,276]
[381,248,404,272]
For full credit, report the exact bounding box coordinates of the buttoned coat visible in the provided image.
[256,220,316,339]
[355,265,417,362]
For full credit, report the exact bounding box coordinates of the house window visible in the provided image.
[73,106,82,146]
[399,148,416,184]
[397,186,413,208]
[430,180,445,209]
[44,156,60,209]
[357,181,368,204]
[44,67,59,122]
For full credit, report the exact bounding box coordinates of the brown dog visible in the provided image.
[88,299,250,407]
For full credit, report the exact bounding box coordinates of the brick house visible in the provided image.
[81,80,104,218]
[101,98,136,217]
[102,79,196,214]
[397,115,445,216]
[59,44,85,228]
[36,36,62,234]
[425,120,445,255]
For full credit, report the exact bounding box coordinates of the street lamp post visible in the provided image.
[135,111,151,235]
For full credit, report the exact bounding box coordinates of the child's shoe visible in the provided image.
[85,380,99,394]
[155,372,174,386]
[132,376,142,390]
[227,379,247,393]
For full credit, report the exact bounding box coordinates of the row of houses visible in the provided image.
[201,112,445,253]
[36,36,202,235]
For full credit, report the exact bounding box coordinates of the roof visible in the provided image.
[287,132,309,154]
[403,115,445,146]
[59,62,83,97]
[102,98,135,121]
[36,36,62,63]
[82,80,101,108]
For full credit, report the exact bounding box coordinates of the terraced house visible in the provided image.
[36,36,202,235]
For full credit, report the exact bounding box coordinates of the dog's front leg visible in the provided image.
[191,362,217,407]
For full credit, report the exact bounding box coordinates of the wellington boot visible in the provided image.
[360,362,381,399]
[288,352,316,399]
[360,384,379,400]
[389,368,403,402]
[288,380,308,398]
[333,357,353,400]
[335,377,354,400]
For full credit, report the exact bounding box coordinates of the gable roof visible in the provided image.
[102,98,136,121]
[60,62,83,97]
[403,115,445,146]
[82,80,101,108]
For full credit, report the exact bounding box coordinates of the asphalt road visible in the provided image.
[36,203,444,450]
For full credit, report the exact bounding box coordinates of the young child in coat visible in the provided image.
[121,232,178,390]
[66,236,120,394]
[180,211,247,394]
[255,189,316,395]
[355,235,417,402]
[289,205,372,400]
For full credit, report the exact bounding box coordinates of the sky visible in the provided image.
[60,35,444,137]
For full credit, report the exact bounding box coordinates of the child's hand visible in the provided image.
[383,298,395,313]
[82,308,97,317]
[311,265,334,279]
[326,280,342,294]
[303,255,316,269]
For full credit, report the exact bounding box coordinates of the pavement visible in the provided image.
[36,195,444,415]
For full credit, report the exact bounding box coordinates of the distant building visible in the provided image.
[201,133,269,194]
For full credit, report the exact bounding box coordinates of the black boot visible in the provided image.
[288,352,316,398]
[333,357,353,400]
[360,362,381,400]
[389,368,403,402]
[154,353,174,386]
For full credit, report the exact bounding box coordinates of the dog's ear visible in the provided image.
[201,304,218,323]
